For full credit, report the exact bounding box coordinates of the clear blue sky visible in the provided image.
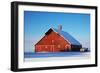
[24,11,90,52]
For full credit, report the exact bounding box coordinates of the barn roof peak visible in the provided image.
[50,28,81,46]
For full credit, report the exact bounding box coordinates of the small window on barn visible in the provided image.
[52,40,54,43]
[45,46,47,48]
[58,45,61,48]
[65,45,69,49]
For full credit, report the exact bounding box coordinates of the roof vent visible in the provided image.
[58,25,62,33]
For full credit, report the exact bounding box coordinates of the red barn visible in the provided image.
[35,26,82,53]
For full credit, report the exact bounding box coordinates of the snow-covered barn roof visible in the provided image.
[48,28,81,46]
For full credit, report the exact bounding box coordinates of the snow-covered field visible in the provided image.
[24,52,90,62]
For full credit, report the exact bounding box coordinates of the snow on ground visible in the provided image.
[24,52,90,62]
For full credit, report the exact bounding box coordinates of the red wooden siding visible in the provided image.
[35,31,71,52]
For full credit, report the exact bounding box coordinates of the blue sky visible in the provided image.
[24,11,90,52]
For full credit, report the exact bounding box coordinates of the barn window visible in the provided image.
[58,45,61,48]
[52,40,54,43]
[45,46,47,48]
[65,45,69,48]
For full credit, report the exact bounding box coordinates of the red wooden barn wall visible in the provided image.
[35,31,71,52]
